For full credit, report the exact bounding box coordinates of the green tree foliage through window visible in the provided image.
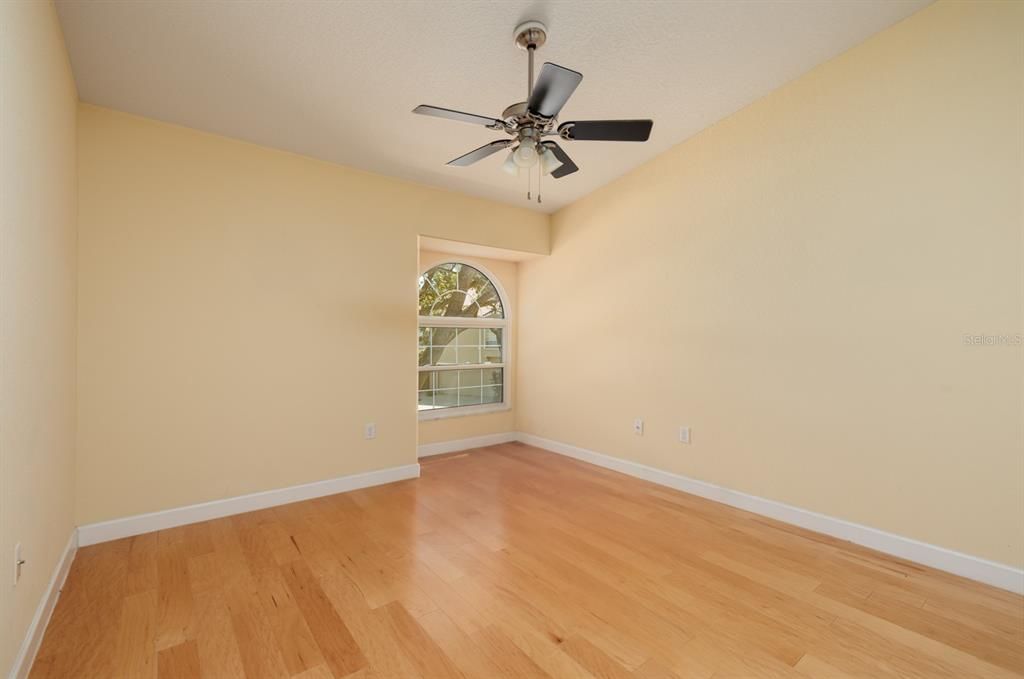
[418,262,504,318]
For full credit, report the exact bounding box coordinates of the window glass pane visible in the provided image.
[418,368,503,411]
[418,263,504,318]
[482,328,502,346]
[436,370,458,390]
[456,345,480,364]
[418,327,431,347]
[476,283,503,318]
[429,327,457,364]
[456,328,480,345]
[430,346,455,366]
[418,266,458,316]
[434,389,458,408]
[458,387,482,406]
[419,326,502,366]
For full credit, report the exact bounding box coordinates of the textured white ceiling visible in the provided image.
[56,0,930,213]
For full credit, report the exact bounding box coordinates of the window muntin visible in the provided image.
[418,263,507,414]
[418,327,503,367]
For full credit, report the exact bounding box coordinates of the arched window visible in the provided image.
[418,262,507,416]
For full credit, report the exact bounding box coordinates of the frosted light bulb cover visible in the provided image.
[512,142,539,168]
[501,152,520,175]
[539,147,563,175]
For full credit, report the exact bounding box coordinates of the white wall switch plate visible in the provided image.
[633,418,644,435]
[679,426,691,444]
[364,423,376,440]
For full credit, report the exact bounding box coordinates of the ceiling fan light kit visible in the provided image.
[412,20,654,203]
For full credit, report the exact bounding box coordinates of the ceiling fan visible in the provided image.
[412,21,653,202]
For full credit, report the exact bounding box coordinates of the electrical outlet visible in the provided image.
[364,423,376,440]
[13,543,24,586]
[633,418,644,436]
[679,426,691,444]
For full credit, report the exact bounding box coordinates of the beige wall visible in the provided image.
[517,0,1024,568]
[76,105,547,525]
[417,249,518,445]
[0,1,78,673]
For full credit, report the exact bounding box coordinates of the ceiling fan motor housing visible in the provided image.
[501,102,544,145]
[500,104,550,153]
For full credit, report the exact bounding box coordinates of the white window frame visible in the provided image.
[417,261,511,421]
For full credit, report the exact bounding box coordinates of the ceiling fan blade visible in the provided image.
[559,119,653,142]
[413,105,504,128]
[527,63,583,119]
[447,140,512,166]
[541,141,579,178]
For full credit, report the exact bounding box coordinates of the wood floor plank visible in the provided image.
[157,639,200,678]
[251,564,326,675]
[188,590,247,679]
[793,654,859,679]
[126,532,160,595]
[378,601,466,679]
[632,658,694,679]
[559,634,634,679]
[291,665,337,679]
[155,535,194,651]
[281,558,368,678]
[36,541,130,664]
[27,444,1024,679]
[114,590,159,679]
[470,624,556,679]
[223,576,292,679]
[415,608,516,679]
[318,563,427,678]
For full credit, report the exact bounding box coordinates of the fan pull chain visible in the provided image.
[527,165,531,201]
[537,163,542,204]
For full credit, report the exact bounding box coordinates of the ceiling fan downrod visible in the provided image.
[513,20,547,100]
[528,46,534,99]
[515,21,547,202]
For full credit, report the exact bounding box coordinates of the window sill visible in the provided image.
[418,403,511,422]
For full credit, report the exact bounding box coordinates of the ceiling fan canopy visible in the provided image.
[412,20,653,202]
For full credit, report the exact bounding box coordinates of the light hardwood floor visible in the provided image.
[30,443,1024,678]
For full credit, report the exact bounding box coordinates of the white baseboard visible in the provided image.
[8,530,78,679]
[516,432,1024,595]
[417,431,518,458]
[58,431,1024,593]
[78,463,420,547]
